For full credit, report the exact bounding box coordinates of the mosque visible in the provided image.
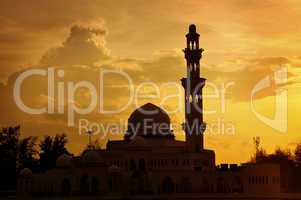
[18,25,281,197]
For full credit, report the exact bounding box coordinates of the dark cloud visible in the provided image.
[40,25,109,66]
[122,51,185,83]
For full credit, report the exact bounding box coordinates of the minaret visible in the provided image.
[181,24,206,152]
[86,129,93,150]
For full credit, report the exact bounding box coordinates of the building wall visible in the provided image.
[241,163,280,194]
[18,152,281,196]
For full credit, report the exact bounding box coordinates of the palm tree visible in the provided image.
[39,133,70,171]
[18,136,38,170]
[0,126,20,192]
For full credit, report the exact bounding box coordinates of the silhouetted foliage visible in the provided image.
[85,139,101,151]
[295,143,301,164]
[268,147,293,163]
[39,133,70,171]
[2,130,71,196]
[250,138,301,192]
[0,126,20,192]
[250,136,268,163]
[18,136,39,171]
[250,148,268,163]
[251,137,295,164]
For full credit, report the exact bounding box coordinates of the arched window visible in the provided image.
[232,176,242,193]
[181,177,192,193]
[162,177,175,194]
[19,180,23,193]
[202,177,209,192]
[217,177,225,193]
[130,159,136,171]
[109,177,113,192]
[149,160,153,168]
[24,180,29,192]
[61,178,71,196]
[195,144,200,152]
[80,173,89,194]
[139,159,146,171]
[110,174,122,193]
[91,176,99,195]
[124,160,128,169]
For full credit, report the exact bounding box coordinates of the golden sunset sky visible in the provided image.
[1,0,301,164]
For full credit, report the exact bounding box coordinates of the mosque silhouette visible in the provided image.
[18,25,281,197]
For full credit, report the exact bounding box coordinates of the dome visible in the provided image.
[125,103,174,139]
[130,136,147,147]
[20,168,32,177]
[56,154,72,168]
[82,150,102,163]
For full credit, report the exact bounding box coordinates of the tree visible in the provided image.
[39,133,69,171]
[52,133,68,155]
[0,126,19,162]
[269,147,293,163]
[250,137,293,164]
[253,136,260,153]
[0,126,20,191]
[85,139,102,151]
[250,136,267,163]
[252,148,268,163]
[294,143,301,164]
[18,136,39,170]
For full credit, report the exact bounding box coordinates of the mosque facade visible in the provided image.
[18,25,281,197]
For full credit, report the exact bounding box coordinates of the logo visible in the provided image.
[251,67,288,133]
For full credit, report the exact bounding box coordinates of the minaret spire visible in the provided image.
[86,129,93,150]
[181,24,206,152]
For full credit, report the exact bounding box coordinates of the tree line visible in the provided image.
[1,126,301,193]
[0,126,70,193]
[251,136,301,164]
[251,137,301,192]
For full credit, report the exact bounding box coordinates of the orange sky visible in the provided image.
[1,0,301,164]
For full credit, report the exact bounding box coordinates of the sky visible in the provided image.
[1,0,301,164]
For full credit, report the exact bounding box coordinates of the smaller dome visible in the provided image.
[108,165,121,173]
[20,168,32,177]
[130,136,147,147]
[82,150,101,163]
[56,154,72,168]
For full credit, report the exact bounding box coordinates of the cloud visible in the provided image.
[249,57,290,68]
[202,56,297,102]
[0,20,300,160]
[0,24,297,126]
[0,0,301,163]
[40,25,110,66]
